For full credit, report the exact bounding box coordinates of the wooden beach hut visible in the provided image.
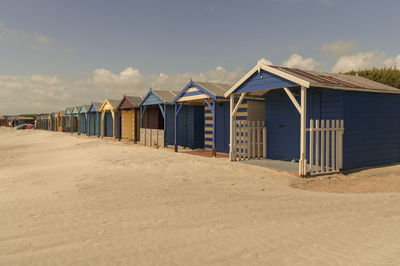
[117,95,142,142]
[99,99,120,139]
[88,102,102,137]
[50,112,56,131]
[0,116,8,127]
[56,111,66,132]
[65,107,73,132]
[139,89,204,148]
[77,105,90,135]
[224,60,400,176]
[46,113,52,131]
[172,80,261,156]
[70,107,79,133]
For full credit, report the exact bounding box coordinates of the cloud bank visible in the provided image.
[2,48,400,114]
[0,66,246,114]
[332,51,400,73]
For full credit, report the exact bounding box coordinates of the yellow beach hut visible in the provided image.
[99,99,120,139]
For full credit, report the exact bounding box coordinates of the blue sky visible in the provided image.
[0,0,399,114]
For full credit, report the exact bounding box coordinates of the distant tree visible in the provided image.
[344,68,400,89]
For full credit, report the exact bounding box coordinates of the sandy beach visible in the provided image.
[0,127,399,266]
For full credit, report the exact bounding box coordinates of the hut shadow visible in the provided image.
[341,162,400,175]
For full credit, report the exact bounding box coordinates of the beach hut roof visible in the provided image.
[117,95,143,109]
[193,81,231,97]
[139,89,179,106]
[65,107,74,114]
[78,104,91,114]
[225,61,400,97]
[92,102,103,110]
[99,99,120,112]
[172,80,231,104]
[71,106,81,114]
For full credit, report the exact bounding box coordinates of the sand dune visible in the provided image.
[0,127,399,265]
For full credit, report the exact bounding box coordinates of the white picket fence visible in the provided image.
[307,119,344,175]
[232,120,267,161]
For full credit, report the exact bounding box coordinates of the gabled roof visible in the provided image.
[225,60,400,97]
[65,107,73,114]
[172,80,231,103]
[78,105,91,114]
[99,99,120,112]
[139,89,179,106]
[71,106,81,114]
[88,102,103,112]
[117,95,143,110]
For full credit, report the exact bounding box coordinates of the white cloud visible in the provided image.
[0,66,245,114]
[281,54,319,70]
[151,66,245,91]
[259,58,273,65]
[0,20,53,51]
[331,51,400,73]
[321,40,359,58]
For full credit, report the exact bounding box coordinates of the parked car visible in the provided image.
[16,124,35,130]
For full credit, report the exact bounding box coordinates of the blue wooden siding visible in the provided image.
[215,102,230,153]
[167,105,204,148]
[265,88,342,161]
[79,114,87,133]
[204,105,213,149]
[141,92,163,106]
[104,112,113,137]
[264,87,400,169]
[89,113,96,135]
[342,91,400,169]
[265,89,300,161]
[235,70,296,94]
[89,112,99,136]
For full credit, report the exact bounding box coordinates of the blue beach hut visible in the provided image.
[88,102,102,137]
[225,60,400,176]
[139,89,204,148]
[172,80,256,156]
[78,105,90,135]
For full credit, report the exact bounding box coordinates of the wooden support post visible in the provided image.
[326,120,330,171]
[97,112,101,138]
[212,100,216,157]
[174,103,178,152]
[163,104,167,147]
[111,110,116,140]
[86,113,89,136]
[88,113,91,136]
[100,111,104,139]
[118,111,122,141]
[315,120,320,173]
[229,92,246,161]
[229,95,234,161]
[309,119,314,174]
[262,121,267,158]
[299,86,307,177]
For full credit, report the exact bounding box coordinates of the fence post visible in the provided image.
[257,121,261,159]
[331,120,336,171]
[321,120,325,172]
[310,119,314,174]
[315,120,320,174]
[339,120,344,169]
[325,120,330,171]
[251,121,257,159]
[262,121,267,158]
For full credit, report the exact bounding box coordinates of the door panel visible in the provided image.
[215,102,229,153]
[104,112,113,137]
